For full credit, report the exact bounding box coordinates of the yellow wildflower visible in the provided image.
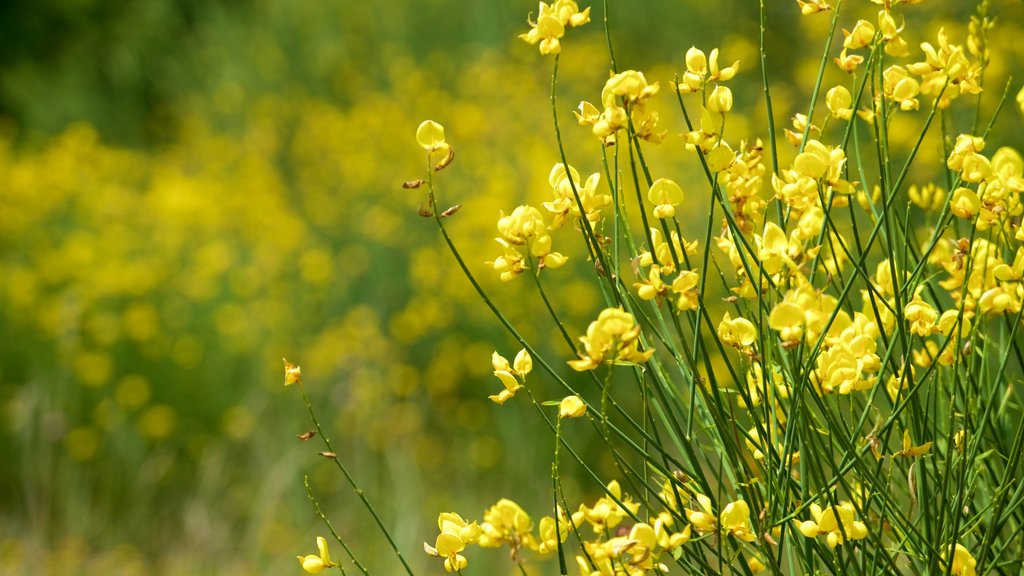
[684,494,717,534]
[297,536,337,574]
[795,501,868,548]
[797,0,831,15]
[416,120,450,157]
[720,499,757,542]
[843,20,875,50]
[944,543,978,576]
[479,499,535,551]
[488,349,531,404]
[718,312,757,349]
[677,46,739,94]
[283,358,302,387]
[648,178,684,219]
[519,1,590,56]
[826,86,853,120]
[569,307,654,371]
[559,395,587,419]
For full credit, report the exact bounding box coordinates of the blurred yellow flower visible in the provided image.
[283,358,302,386]
[297,536,336,574]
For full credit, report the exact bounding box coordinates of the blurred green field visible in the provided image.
[2,1,1023,574]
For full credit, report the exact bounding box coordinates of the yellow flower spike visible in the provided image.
[826,86,853,120]
[283,358,302,387]
[559,395,587,419]
[1017,85,1024,116]
[648,178,684,219]
[297,536,337,574]
[720,499,757,542]
[416,120,450,156]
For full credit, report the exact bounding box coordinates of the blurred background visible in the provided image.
[1,0,1020,574]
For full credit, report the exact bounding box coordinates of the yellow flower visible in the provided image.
[559,395,587,418]
[944,543,978,576]
[574,481,639,534]
[684,494,717,534]
[677,46,738,93]
[797,0,831,15]
[478,499,535,550]
[720,499,756,542]
[416,120,450,157]
[826,86,853,120]
[426,512,481,573]
[950,187,981,219]
[519,1,590,55]
[648,178,684,219]
[297,536,337,574]
[708,85,733,113]
[904,297,938,337]
[795,501,868,548]
[718,312,757,349]
[489,349,531,404]
[536,508,572,554]
[894,429,933,458]
[843,20,875,50]
[568,307,653,371]
[283,358,302,386]
[671,270,700,312]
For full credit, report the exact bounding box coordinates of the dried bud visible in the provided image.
[318,451,337,459]
[296,430,316,441]
[418,204,435,217]
[402,179,425,189]
[441,204,463,218]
